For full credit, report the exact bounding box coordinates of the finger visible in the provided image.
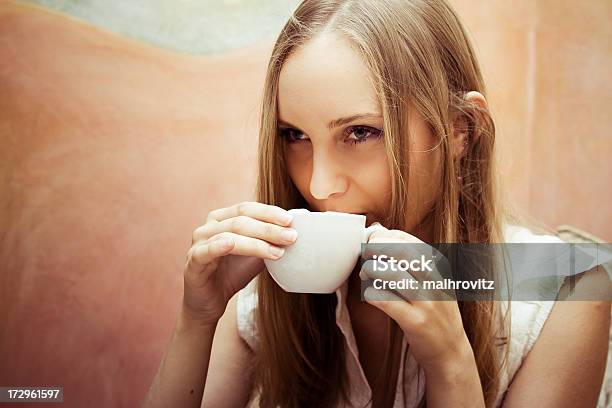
[363,256,456,301]
[359,259,375,281]
[194,215,298,246]
[360,258,413,282]
[364,287,416,327]
[364,287,415,316]
[364,286,405,302]
[206,201,293,226]
[362,243,438,282]
[368,228,418,243]
[360,260,421,301]
[360,258,415,282]
[206,232,286,260]
[361,240,412,270]
[186,238,235,274]
[362,229,420,261]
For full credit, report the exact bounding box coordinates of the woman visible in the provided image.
[144,0,610,407]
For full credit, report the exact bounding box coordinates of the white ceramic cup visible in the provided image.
[263,208,385,293]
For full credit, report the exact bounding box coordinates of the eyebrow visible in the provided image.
[278,113,382,131]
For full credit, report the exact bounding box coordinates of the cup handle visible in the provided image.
[362,223,387,243]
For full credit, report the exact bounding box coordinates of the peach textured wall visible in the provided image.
[451,0,612,240]
[0,2,265,406]
[0,1,610,408]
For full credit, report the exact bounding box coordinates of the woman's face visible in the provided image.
[277,32,442,237]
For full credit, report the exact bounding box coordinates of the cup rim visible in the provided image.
[288,208,366,219]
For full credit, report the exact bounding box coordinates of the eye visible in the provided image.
[279,127,309,144]
[345,125,383,145]
[278,125,383,146]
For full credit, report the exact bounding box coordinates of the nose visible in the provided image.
[309,151,348,200]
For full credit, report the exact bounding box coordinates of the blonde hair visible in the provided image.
[255,0,509,406]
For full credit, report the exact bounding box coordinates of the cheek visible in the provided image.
[356,149,392,206]
[365,158,391,197]
[285,154,310,188]
[405,117,443,208]
[284,150,311,192]
[406,148,443,209]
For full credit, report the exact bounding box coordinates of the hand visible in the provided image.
[359,226,474,373]
[182,201,297,325]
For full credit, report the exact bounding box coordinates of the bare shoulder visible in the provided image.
[201,293,256,408]
[502,265,611,407]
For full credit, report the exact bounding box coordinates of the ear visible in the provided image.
[452,91,488,159]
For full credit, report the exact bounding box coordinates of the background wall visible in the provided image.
[452,0,611,240]
[22,0,302,54]
[1,1,610,407]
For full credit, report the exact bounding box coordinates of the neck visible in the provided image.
[411,210,436,243]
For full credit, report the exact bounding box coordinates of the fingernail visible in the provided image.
[279,212,293,225]
[281,229,298,243]
[269,246,285,258]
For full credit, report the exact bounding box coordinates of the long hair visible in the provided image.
[254,1,508,406]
